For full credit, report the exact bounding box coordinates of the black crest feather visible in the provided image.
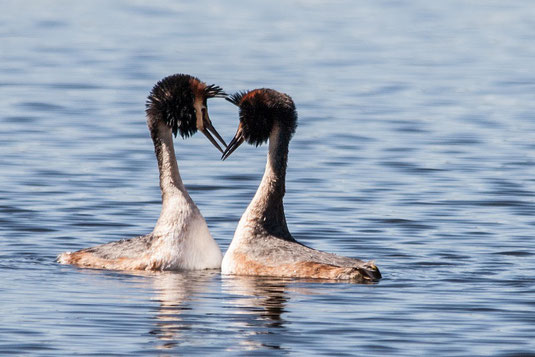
[205,84,226,98]
[225,91,249,106]
[145,73,197,138]
[233,89,298,146]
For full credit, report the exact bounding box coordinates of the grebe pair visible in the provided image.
[58,74,381,282]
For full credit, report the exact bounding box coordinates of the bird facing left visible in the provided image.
[57,74,226,271]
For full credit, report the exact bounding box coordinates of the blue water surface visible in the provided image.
[1,1,534,355]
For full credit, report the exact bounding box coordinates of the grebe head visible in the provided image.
[222,88,297,160]
[146,73,227,153]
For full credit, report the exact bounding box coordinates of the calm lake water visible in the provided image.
[1,1,534,355]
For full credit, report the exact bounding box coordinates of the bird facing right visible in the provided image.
[221,89,381,282]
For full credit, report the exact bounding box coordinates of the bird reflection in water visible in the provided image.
[222,275,361,352]
[147,270,219,350]
[222,275,294,351]
[73,268,359,352]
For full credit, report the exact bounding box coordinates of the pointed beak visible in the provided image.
[221,123,245,161]
[198,108,227,154]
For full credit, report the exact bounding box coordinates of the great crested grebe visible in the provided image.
[57,74,225,271]
[220,89,381,282]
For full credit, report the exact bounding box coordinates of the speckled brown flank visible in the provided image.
[231,252,374,282]
[58,251,165,271]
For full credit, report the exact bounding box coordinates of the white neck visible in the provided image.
[149,120,196,235]
[244,123,293,240]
